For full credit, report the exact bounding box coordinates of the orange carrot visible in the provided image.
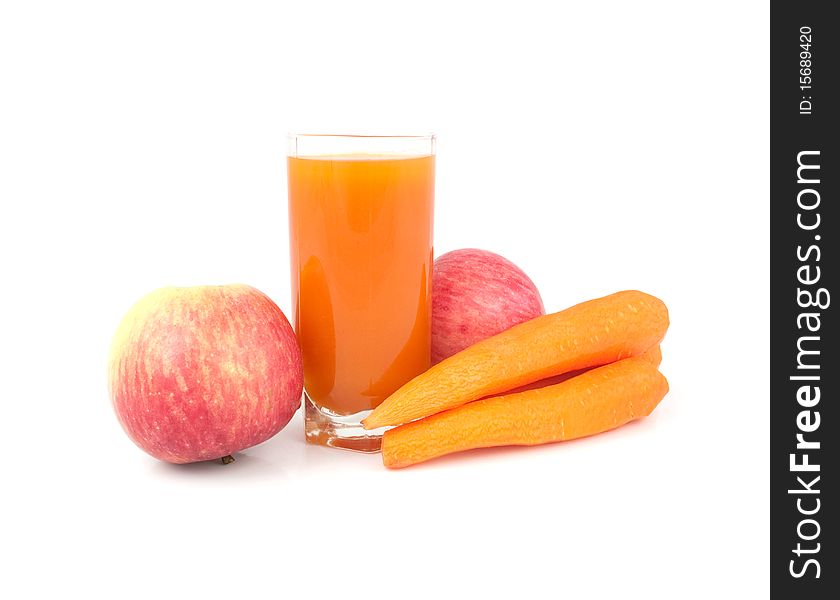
[499,343,662,396]
[363,290,668,429]
[381,356,668,468]
[640,343,662,367]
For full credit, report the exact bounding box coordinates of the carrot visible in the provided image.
[363,290,668,429]
[640,343,662,368]
[498,343,662,396]
[381,356,668,468]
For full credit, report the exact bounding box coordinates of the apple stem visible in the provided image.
[220,455,235,465]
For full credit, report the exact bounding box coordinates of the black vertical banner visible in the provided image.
[771,2,837,597]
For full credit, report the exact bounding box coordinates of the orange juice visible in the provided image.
[288,154,434,417]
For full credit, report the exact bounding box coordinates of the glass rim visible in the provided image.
[288,132,435,140]
[288,132,435,158]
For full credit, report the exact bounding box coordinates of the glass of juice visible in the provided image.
[287,134,435,452]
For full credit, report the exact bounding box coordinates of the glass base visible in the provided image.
[304,392,389,453]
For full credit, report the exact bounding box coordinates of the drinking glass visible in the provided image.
[288,134,435,451]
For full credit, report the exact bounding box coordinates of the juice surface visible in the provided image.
[288,154,434,415]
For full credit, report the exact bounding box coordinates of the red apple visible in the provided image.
[108,284,303,464]
[432,248,544,364]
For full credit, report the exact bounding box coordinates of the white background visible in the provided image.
[1,1,768,598]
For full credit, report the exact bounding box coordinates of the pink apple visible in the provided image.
[108,284,303,464]
[432,249,545,364]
